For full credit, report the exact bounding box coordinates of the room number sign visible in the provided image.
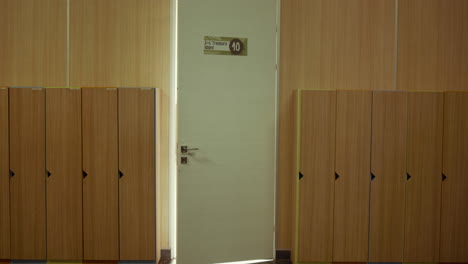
[204,36,248,56]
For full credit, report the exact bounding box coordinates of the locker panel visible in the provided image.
[404,92,443,262]
[82,88,119,260]
[440,92,468,261]
[369,91,407,262]
[0,88,9,259]
[334,90,372,262]
[46,88,83,260]
[118,88,156,260]
[297,90,336,262]
[9,88,46,259]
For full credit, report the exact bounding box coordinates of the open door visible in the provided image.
[177,0,277,263]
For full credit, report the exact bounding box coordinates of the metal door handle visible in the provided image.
[181,146,199,153]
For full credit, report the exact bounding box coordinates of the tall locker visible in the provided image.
[440,92,468,262]
[9,88,46,259]
[0,88,10,259]
[82,88,119,260]
[404,92,443,262]
[297,90,336,262]
[333,90,372,262]
[119,88,156,260]
[369,91,407,262]
[46,88,83,260]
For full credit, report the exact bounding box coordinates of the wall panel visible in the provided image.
[0,88,10,259]
[9,88,46,259]
[0,0,67,87]
[297,90,336,262]
[369,91,407,262]
[404,92,443,262]
[334,90,372,262]
[397,0,468,91]
[278,0,396,248]
[70,1,170,251]
[46,88,83,260]
[119,88,156,260]
[82,88,119,260]
[440,92,468,261]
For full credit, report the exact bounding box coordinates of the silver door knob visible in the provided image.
[181,146,199,153]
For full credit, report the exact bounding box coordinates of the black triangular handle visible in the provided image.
[119,170,124,179]
[299,171,304,181]
[371,172,376,181]
[83,170,88,179]
[335,172,340,180]
[9,170,15,178]
[47,170,52,177]
[407,173,412,181]
[442,173,447,181]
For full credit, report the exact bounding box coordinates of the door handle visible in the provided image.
[181,146,199,153]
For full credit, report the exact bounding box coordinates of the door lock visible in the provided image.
[181,157,188,164]
[181,146,199,153]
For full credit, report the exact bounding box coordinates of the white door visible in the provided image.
[177,0,277,263]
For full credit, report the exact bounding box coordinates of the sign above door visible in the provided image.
[204,36,248,56]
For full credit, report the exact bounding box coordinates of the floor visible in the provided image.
[160,260,291,264]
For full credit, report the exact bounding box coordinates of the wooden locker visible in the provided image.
[9,88,46,259]
[369,91,407,262]
[334,90,372,262]
[0,88,10,259]
[118,88,156,260]
[404,92,443,262]
[440,92,468,262]
[46,88,83,260]
[297,90,336,262]
[82,88,119,260]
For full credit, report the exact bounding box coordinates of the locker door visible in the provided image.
[440,92,468,262]
[297,90,336,262]
[334,90,372,262]
[9,88,46,259]
[404,92,443,262]
[82,88,119,260]
[369,91,407,262]
[118,88,156,260]
[46,88,83,260]
[0,88,10,259]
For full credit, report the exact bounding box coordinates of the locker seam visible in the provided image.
[81,88,85,260]
[117,88,121,259]
[367,91,374,262]
[403,91,409,261]
[438,92,446,261]
[44,89,48,259]
[8,88,11,259]
[331,91,337,262]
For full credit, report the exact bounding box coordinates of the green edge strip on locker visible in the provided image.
[294,90,302,263]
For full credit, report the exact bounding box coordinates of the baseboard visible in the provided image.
[275,249,291,260]
[160,249,171,262]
